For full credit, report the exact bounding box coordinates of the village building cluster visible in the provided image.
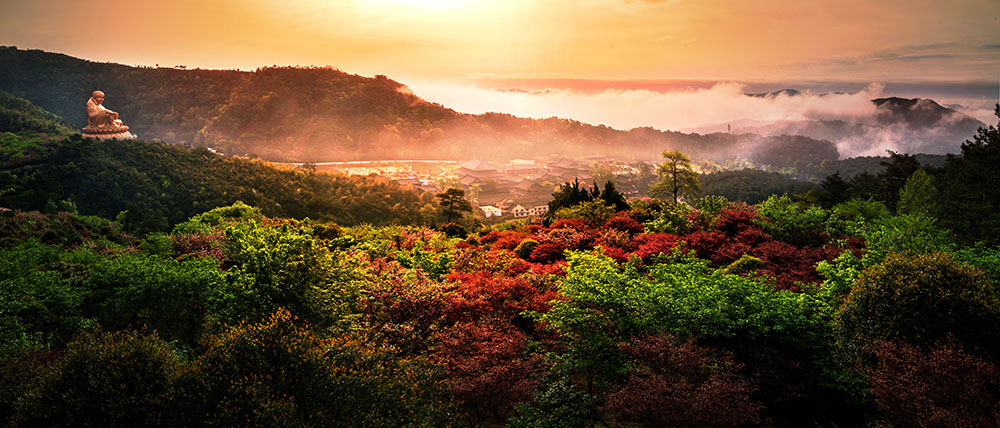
[313,156,650,219]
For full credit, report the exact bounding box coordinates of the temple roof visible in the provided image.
[457,159,499,171]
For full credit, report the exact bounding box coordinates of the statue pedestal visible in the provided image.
[82,125,136,140]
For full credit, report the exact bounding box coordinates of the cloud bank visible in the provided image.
[404,80,989,158]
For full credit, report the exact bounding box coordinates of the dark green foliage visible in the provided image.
[440,221,468,238]
[818,171,850,207]
[748,135,839,170]
[549,179,597,213]
[598,180,629,212]
[514,238,539,259]
[507,377,600,428]
[181,309,455,427]
[436,187,473,224]
[836,253,1000,358]
[700,168,816,204]
[876,152,922,211]
[0,135,431,231]
[0,90,73,135]
[11,330,181,428]
[938,104,1000,244]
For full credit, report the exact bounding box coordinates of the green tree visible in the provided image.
[897,168,937,216]
[549,179,595,213]
[12,330,181,428]
[436,187,473,224]
[835,252,1000,358]
[818,171,851,208]
[181,309,454,427]
[650,150,699,203]
[939,104,1000,243]
[599,180,629,212]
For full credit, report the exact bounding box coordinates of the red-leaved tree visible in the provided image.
[605,334,765,428]
[871,339,1000,428]
[433,322,543,427]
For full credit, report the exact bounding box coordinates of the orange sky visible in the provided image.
[2,0,997,84]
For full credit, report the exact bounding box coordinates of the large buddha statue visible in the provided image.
[82,91,135,139]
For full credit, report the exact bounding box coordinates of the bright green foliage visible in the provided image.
[858,214,953,266]
[12,330,181,428]
[694,195,729,220]
[172,201,263,234]
[554,198,615,225]
[755,195,828,246]
[220,221,359,329]
[396,244,453,280]
[644,202,694,234]
[835,253,1000,357]
[826,198,891,237]
[724,254,764,275]
[182,309,455,427]
[543,251,831,381]
[953,244,1000,287]
[85,254,226,347]
[897,169,937,216]
[0,241,98,359]
[650,150,700,203]
[816,250,864,301]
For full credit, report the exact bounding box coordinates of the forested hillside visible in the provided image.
[0,90,73,134]
[0,46,840,166]
[0,133,434,231]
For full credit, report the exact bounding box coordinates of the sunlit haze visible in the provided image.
[2,0,998,128]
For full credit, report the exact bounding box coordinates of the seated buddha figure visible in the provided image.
[82,91,134,139]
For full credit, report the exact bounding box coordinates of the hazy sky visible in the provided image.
[3,0,997,80]
[2,0,998,126]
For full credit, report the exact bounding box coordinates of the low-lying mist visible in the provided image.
[405,80,986,158]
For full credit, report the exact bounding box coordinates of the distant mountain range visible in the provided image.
[686,90,984,156]
[0,47,983,164]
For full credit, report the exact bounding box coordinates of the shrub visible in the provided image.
[514,238,540,259]
[434,322,542,427]
[530,242,566,263]
[12,330,180,427]
[440,222,467,238]
[605,334,764,428]
[507,377,600,428]
[835,252,1000,358]
[871,339,1000,428]
[605,215,643,234]
[184,309,455,427]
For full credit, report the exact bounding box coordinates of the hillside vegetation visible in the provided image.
[0,133,434,231]
[0,46,839,166]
